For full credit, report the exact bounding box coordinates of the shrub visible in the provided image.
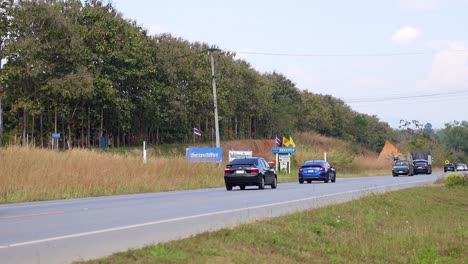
[443,173,466,187]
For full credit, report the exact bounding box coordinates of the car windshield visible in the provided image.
[414,161,427,166]
[230,158,259,166]
[394,161,408,166]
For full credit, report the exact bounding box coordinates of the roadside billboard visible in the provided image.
[186,147,223,163]
[228,150,253,162]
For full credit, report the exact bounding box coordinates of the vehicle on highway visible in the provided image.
[298,160,336,183]
[413,159,432,175]
[224,157,277,191]
[392,160,414,177]
[455,163,467,171]
[444,163,455,172]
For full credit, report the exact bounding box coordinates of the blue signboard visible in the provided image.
[51,133,61,139]
[186,147,223,163]
[272,147,296,154]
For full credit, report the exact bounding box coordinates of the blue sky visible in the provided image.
[110,0,468,129]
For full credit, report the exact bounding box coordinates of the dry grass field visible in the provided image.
[0,146,225,203]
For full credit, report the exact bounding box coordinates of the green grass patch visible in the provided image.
[78,185,468,264]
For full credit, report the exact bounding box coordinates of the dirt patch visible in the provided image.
[378,140,400,161]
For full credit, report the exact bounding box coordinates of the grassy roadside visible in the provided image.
[79,184,468,264]
[0,146,225,204]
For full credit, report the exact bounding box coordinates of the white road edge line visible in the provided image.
[1,179,433,249]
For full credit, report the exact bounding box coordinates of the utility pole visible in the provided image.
[0,48,3,147]
[0,81,3,148]
[209,46,221,148]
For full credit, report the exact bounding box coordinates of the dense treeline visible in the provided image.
[0,0,445,154]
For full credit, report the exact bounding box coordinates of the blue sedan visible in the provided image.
[298,160,336,184]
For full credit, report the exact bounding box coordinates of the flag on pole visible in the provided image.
[282,136,290,147]
[289,136,296,147]
[275,136,282,146]
[194,128,202,137]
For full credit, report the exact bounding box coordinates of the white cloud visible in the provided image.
[418,42,468,89]
[399,0,439,11]
[391,26,422,45]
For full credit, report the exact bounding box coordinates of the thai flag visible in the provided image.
[275,136,282,146]
[194,128,202,137]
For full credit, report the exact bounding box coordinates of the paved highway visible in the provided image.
[0,172,444,263]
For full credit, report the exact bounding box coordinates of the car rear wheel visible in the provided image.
[240,185,246,190]
[331,173,336,183]
[258,177,265,189]
[271,177,277,189]
[307,180,311,183]
[324,174,330,183]
[226,185,232,191]
[299,179,304,184]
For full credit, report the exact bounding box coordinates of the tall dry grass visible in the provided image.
[0,146,224,203]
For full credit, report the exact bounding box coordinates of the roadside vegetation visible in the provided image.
[78,183,468,264]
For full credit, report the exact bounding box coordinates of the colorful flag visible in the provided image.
[275,136,282,146]
[194,128,202,137]
[289,136,296,147]
[282,136,290,147]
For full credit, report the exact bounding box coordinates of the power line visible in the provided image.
[345,89,468,103]
[349,95,468,107]
[232,49,468,57]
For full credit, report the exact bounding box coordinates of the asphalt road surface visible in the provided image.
[0,172,444,264]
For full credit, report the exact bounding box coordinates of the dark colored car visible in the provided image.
[392,160,414,177]
[413,160,432,175]
[444,163,455,172]
[298,160,336,183]
[224,157,277,191]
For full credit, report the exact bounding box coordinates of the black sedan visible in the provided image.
[444,163,455,172]
[224,157,277,191]
[413,160,432,175]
